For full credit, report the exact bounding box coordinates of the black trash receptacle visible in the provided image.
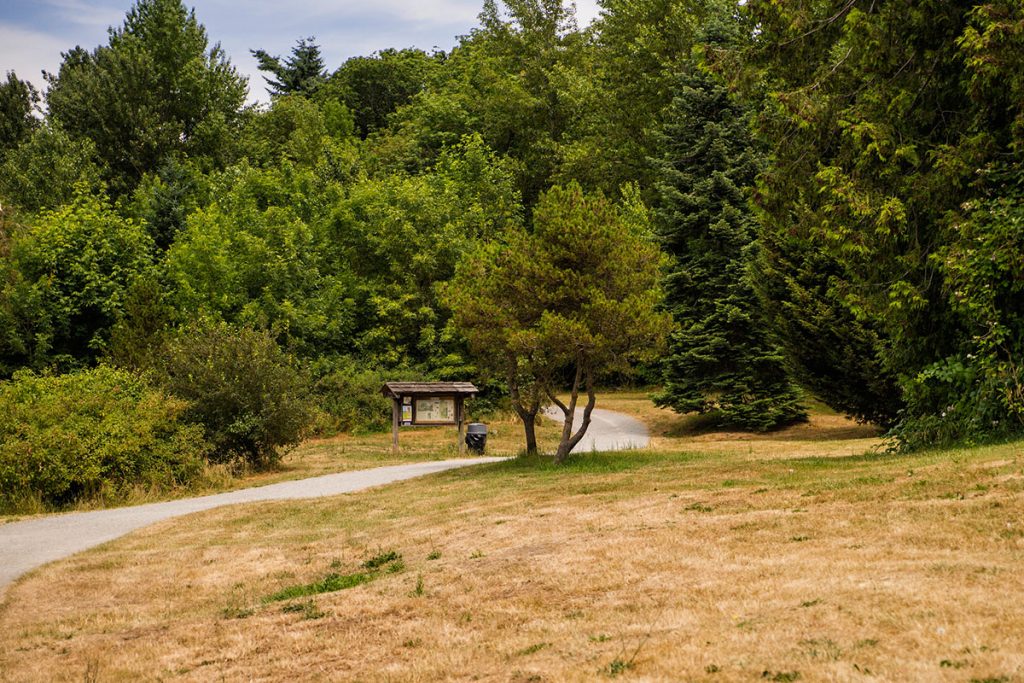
[465,423,487,454]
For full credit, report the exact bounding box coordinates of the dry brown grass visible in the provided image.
[2,397,1023,682]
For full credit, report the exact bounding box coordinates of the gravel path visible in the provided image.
[544,406,650,452]
[0,457,504,589]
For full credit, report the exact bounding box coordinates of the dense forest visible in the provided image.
[1,0,1022,510]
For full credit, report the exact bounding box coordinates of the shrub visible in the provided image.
[159,321,312,468]
[308,357,418,434]
[0,366,209,512]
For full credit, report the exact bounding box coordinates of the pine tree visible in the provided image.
[654,68,805,430]
[252,37,327,98]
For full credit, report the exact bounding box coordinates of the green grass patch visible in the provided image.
[264,571,373,603]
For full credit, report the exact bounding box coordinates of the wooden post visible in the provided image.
[392,397,400,454]
[457,397,465,455]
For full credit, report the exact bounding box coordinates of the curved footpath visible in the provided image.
[544,406,651,452]
[0,407,650,590]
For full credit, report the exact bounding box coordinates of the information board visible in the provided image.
[414,397,456,424]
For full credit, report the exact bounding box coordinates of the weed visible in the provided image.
[684,502,713,512]
[470,550,486,559]
[762,672,801,682]
[800,638,842,661]
[427,550,441,560]
[605,658,634,676]
[410,574,424,597]
[264,571,371,603]
[221,605,255,619]
[970,678,1009,683]
[402,638,422,648]
[516,643,550,657]
[387,559,406,574]
[799,599,821,608]
[940,659,968,669]
[362,550,401,570]
[281,599,325,620]
[790,535,810,542]
[590,634,611,643]
[705,664,721,673]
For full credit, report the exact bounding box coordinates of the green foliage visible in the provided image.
[0,187,153,373]
[654,67,805,431]
[123,158,211,251]
[0,366,209,512]
[0,71,39,155]
[44,0,247,194]
[341,135,522,367]
[740,0,1024,443]
[377,1,586,205]
[308,357,418,434]
[0,124,102,213]
[251,37,327,98]
[163,163,358,356]
[321,48,440,138]
[157,320,312,468]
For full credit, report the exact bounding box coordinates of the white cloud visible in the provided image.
[39,0,124,29]
[0,23,73,94]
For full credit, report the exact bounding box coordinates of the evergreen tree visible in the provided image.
[252,37,327,98]
[654,69,805,430]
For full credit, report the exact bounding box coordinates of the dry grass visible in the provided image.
[2,397,1023,682]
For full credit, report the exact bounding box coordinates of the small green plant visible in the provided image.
[516,643,549,657]
[762,671,801,682]
[410,574,424,597]
[705,664,721,674]
[799,599,821,608]
[940,659,969,669]
[606,658,634,676]
[684,502,713,512]
[221,605,255,619]
[362,550,401,570]
[427,550,441,560]
[281,599,325,620]
[469,550,486,559]
[590,634,611,643]
[790,535,810,542]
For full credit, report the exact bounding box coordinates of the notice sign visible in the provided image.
[414,397,456,424]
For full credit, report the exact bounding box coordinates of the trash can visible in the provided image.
[465,423,487,454]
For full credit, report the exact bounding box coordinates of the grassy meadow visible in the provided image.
[1,394,1023,681]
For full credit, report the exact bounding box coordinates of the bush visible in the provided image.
[159,321,312,468]
[0,366,209,512]
[309,358,396,434]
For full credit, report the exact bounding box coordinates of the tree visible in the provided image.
[0,124,102,213]
[0,71,38,156]
[447,183,670,461]
[252,37,327,98]
[45,0,247,194]
[0,186,153,373]
[654,68,806,430]
[740,0,1024,444]
[319,48,439,138]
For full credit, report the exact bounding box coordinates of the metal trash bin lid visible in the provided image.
[466,423,487,434]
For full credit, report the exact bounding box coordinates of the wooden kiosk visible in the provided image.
[381,382,479,454]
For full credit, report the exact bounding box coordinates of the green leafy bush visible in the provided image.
[159,321,312,468]
[308,357,401,435]
[0,366,209,512]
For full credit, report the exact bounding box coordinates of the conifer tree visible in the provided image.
[252,37,327,98]
[654,68,805,430]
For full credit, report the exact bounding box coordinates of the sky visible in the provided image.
[0,0,602,105]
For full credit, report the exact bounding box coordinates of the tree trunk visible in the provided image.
[522,411,538,455]
[551,360,596,464]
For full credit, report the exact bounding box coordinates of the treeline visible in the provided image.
[1,0,1023,509]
